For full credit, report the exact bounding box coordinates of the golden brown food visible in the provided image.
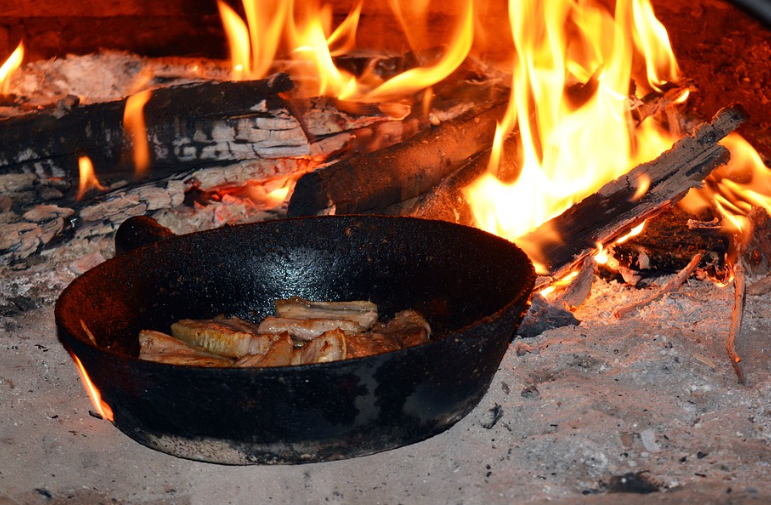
[171,317,278,358]
[257,316,363,341]
[293,328,347,365]
[139,329,235,367]
[275,298,378,329]
[233,332,294,368]
[138,300,431,368]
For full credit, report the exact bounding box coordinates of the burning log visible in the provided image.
[519,104,749,279]
[0,73,397,199]
[1,74,290,179]
[286,100,508,216]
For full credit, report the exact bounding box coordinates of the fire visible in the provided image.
[681,133,771,237]
[217,0,474,100]
[615,220,646,244]
[463,0,681,265]
[123,89,153,176]
[0,41,24,96]
[77,156,105,200]
[71,352,114,422]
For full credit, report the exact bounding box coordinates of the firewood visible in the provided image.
[727,262,747,385]
[552,256,597,310]
[519,104,748,279]
[610,207,728,274]
[613,252,703,319]
[1,74,291,177]
[0,74,393,201]
[390,83,695,225]
[739,207,771,277]
[287,100,507,216]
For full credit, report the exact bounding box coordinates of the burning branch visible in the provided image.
[728,262,747,384]
[613,252,703,319]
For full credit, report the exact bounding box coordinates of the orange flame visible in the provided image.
[681,133,771,238]
[217,0,474,101]
[345,1,474,102]
[615,220,646,244]
[0,41,24,96]
[77,156,105,200]
[71,352,114,422]
[462,0,680,267]
[123,89,152,176]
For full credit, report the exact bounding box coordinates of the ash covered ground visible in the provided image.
[2,272,771,504]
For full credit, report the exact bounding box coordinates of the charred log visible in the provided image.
[287,100,507,216]
[0,74,396,203]
[0,74,294,186]
[610,207,728,274]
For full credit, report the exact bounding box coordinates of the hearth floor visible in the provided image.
[2,275,771,505]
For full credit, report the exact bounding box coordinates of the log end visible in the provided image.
[287,171,332,217]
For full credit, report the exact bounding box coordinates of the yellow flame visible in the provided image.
[631,174,651,201]
[71,352,114,422]
[615,220,646,244]
[463,0,680,253]
[594,242,609,264]
[630,0,680,91]
[539,270,579,297]
[344,0,474,102]
[0,42,24,96]
[218,1,252,80]
[327,1,363,56]
[680,133,771,236]
[77,157,105,200]
[217,0,474,101]
[123,89,153,176]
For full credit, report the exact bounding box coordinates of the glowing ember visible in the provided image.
[123,89,153,176]
[463,0,681,260]
[77,156,105,200]
[0,42,24,96]
[594,242,609,265]
[71,352,114,422]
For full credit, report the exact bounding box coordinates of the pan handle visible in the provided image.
[114,216,176,256]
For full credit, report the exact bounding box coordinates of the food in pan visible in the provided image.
[138,297,431,367]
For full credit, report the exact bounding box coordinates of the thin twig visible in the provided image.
[727,263,747,385]
[613,253,703,319]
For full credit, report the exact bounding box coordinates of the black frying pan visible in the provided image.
[55,215,535,465]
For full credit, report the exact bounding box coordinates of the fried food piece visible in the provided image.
[372,310,431,349]
[233,332,294,368]
[293,328,347,364]
[345,332,401,359]
[171,317,278,358]
[139,329,235,367]
[258,316,363,341]
[275,298,378,329]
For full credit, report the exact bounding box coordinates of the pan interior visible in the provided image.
[57,216,535,358]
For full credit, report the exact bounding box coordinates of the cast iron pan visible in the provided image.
[55,215,535,465]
